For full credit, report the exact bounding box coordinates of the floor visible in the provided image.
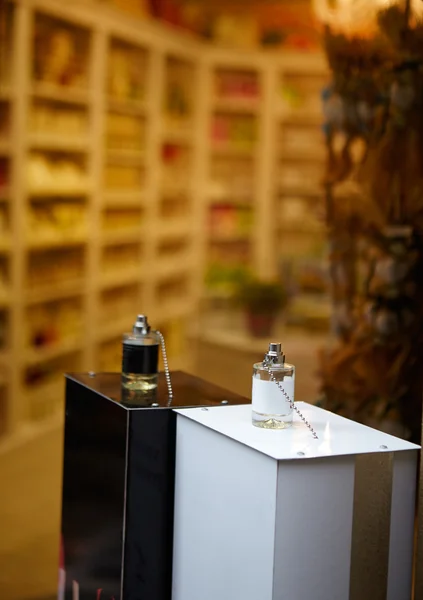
[0,421,63,600]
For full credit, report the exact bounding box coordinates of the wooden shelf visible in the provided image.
[106,149,145,164]
[213,97,260,113]
[28,185,91,197]
[101,227,143,245]
[107,97,148,116]
[25,338,83,366]
[0,0,328,450]
[211,143,256,158]
[27,234,87,250]
[96,317,133,342]
[28,134,90,152]
[158,219,192,239]
[25,280,85,305]
[156,254,193,278]
[162,124,193,144]
[99,267,141,289]
[31,83,90,105]
[103,190,146,207]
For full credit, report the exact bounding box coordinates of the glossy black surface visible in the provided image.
[67,371,248,408]
[61,372,249,600]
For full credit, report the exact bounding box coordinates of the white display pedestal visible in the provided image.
[172,403,420,600]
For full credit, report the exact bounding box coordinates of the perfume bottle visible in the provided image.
[122,315,160,392]
[252,342,295,429]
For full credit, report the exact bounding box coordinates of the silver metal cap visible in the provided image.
[133,314,150,335]
[268,342,282,355]
[264,342,285,364]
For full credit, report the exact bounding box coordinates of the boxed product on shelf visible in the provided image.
[209,156,254,200]
[106,113,145,151]
[214,69,260,100]
[211,113,257,150]
[161,143,191,195]
[104,163,144,190]
[26,299,83,349]
[29,101,88,137]
[26,248,85,289]
[101,207,143,231]
[28,201,87,242]
[280,73,327,117]
[278,159,323,193]
[279,123,325,158]
[164,57,194,125]
[27,153,89,193]
[33,13,90,89]
[108,39,148,102]
[209,204,253,239]
[160,196,190,219]
[101,243,141,275]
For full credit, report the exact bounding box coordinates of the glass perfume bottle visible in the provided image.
[122,315,160,392]
[252,342,295,430]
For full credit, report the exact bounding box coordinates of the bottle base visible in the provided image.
[252,410,293,430]
[122,372,158,392]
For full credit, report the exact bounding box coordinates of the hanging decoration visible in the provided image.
[313,0,423,441]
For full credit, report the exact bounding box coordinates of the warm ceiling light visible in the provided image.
[313,0,400,36]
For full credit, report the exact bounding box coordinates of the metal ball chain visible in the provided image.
[157,331,173,406]
[263,365,319,440]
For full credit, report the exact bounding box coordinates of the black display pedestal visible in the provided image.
[60,371,249,600]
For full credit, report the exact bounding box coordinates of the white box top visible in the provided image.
[174,403,420,460]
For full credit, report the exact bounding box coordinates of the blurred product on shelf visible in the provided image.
[30,102,87,137]
[106,113,146,151]
[164,57,193,126]
[108,40,148,102]
[209,204,253,240]
[28,201,87,244]
[161,143,191,195]
[102,208,143,232]
[280,74,326,118]
[211,113,257,152]
[214,69,260,100]
[33,15,89,89]
[101,244,140,278]
[208,156,254,202]
[27,249,84,290]
[104,163,144,190]
[27,300,82,349]
[27,153,88,193]
[100,285,139,322]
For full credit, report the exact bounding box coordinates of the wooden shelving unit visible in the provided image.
[1,0,205,449]
[0,0,329,451]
